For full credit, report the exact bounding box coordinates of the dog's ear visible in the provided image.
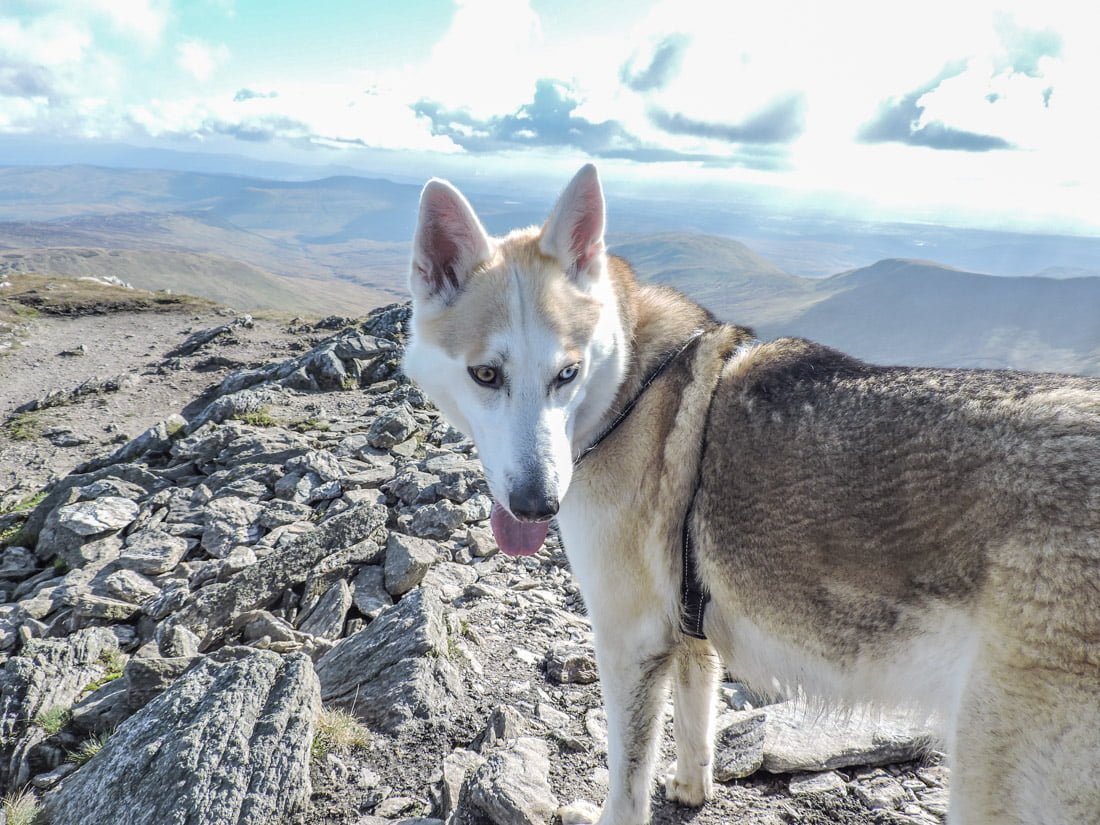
[540,163,606,280]
[410,178,492,303]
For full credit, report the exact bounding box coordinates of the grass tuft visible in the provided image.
[81,648,128,696]
[232,408,277,427]
[33,706,71,736]
[67,732,111,767]
[311,706,369,761]
[3,413,41,442]
[1,788,40,825]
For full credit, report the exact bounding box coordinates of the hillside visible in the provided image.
[779,259,1100,374]
[0,249,384,316]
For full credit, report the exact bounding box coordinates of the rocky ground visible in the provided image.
[0,294,951,825]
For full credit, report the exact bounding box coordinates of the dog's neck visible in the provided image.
[606,255,718,413]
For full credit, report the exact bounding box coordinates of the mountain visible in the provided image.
[0,248,382,316]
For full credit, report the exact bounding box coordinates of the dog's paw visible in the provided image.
[664,761,713,807]
[558,799,602,825]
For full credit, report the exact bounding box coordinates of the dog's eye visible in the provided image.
[469,365,501,387]
[557,363,580,385]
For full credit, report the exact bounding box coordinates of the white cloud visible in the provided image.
[176,40,229,83]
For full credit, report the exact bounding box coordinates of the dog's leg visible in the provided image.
[664,639,718,806]
[592,622,674,825]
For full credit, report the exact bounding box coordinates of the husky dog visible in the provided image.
[403,164,1100,825]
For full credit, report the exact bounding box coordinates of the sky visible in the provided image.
[1,0,1098,233]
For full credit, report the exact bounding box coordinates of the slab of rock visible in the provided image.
[367,406,418,448]
[125,655,200,712]
[315,587,464,733]
[459,737,559,825]
[201,496,264,558]
[350,565,392,618]
[104,569,162,605]
[164,504,387,649]
[297,579,353,640]
[57,497,139,536]
[119,528,190,575]
[0,627,118,789]
[762,703,937,773]
[714,709,766,781]
[44,650,319,825]
[384,533,441,596]
[789,770,849,796]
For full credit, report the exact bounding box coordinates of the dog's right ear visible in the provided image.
[410,179,492,304]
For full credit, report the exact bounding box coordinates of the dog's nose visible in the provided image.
[508,487,559,521]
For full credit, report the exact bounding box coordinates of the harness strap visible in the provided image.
[572,327,715,640]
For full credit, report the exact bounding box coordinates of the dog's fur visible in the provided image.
[403,164,1100,825]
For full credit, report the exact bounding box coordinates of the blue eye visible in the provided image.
[557,363,579,384]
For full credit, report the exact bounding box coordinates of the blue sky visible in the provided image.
[1,0,1097,233]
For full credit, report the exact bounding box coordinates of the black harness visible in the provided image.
[574,330,712,640]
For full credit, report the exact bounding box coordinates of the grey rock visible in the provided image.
[422,562,478,603]
[0,546,40,580]
[384,533,441,596]
[0,627,118,789]
[200,496,264,558]
[442,749,486,819]
[31,760,77,789]
[144,581,190,621]
[274,471,317,503]
[156,623,201,657]
[544,643,598,685]
[788,771,849,796]
[350,565,392,619]
[104,569,161,605]
[465,527,498,558]
[165,504,387,649]
[713,709,766,781]
[166,315,253,358]
[367,406,418,449]
[405,500,466,540]
[761,703,936,773]
[238,610,297,644]
[56,497,139,536]
[125,655,199,712]
[297,580,353,640]
[475,705,528,753]
[120,528,190,575]
[43,650,319,825]
[852,773,911,810]
[70,677,131,736]
[286,450,345,483]
[315,587,464,733]
[71,593,141,624]
[257,500,315,529]
[460,737,558,825]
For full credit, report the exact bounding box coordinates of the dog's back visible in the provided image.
[695,336,1100,823]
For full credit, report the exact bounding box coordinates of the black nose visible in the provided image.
[509,486,559,521]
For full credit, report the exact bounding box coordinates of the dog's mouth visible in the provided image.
[489,501,550,557]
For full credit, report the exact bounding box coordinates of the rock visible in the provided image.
[125,656,200,712]
[315,587,464,733]
[119,528,190,575]
[164,504,387,649]
[56,497,139,536]
[32,760,77,789]
[761,703,936,773]
[166,315,254,358]
[405,500,466,539]
[43,650,319,825]
[350,565,392,618]
[200,496,264,558]
[713,710,767,780]
[367,406,418,448]
[475,705,528,753]
[297,580,352,640]
[157,623,201,658]
[789,771,849,796]
[0,627,118,788]
[442,749,486,818]
[71,593,141,624]
[286,450,345,483]
[104,569,161,605]
[459,737,559,825]
[584,708,607,752]
[70,677,131,736]
[384,533,441,596]
[852,773,911,810]
[544,643,598,685]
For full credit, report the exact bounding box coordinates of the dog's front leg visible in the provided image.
[591,620,674,825]
[664,639,718,806]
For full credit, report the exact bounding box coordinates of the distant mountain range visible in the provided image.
[0,164,1098,374]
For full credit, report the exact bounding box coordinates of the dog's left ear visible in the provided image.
[540,163,606,280]
[410,178,493,304]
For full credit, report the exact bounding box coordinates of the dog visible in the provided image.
[402,164,1100,825]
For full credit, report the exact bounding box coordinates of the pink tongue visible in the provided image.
[490,501,550,557]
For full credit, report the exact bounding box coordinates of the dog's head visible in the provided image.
[403,164,628,555]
